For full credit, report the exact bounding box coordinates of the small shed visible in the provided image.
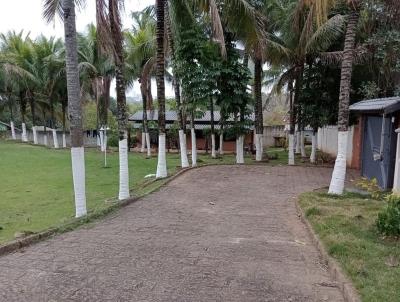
[350,97,400,189]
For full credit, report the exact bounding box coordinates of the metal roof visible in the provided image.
[129,110,255,122]
[349,97,400,114]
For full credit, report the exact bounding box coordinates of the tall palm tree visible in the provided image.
[43,0,87,217]
[155,0,168,178]
[328,1,360,194]
[125,7,156,158]
[165,1,189,166]
[107,0,131,199]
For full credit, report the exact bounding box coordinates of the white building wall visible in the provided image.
[317,125,354,165]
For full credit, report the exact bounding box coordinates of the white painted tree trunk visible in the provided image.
[145,132,151,157]
[310,134,317,163]
[178,129,189,168]
[236,135,245,164]
[10,121,16,140]
[104,131,108,151]
[255,133,263,161]
[328,131,348,195]
[62,133,67,148]
[211,134,216,158]
[140,132,146,153]
[97,134,101,147]
[100,131,105,152]
[219,133,224,155]
[156,133,168,178]
[288,134,295,166]
[118,138,130,200]
[295,130,301,154]
[300,131,306,157]
[52,129,59,149]
[32,126,38,144]
[71,147,87,217]
[43,133,48,146]
[191,128,197,167]
[21,123,27,142]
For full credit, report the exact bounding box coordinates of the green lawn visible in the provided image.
[299,192,400,302]
[0,141,291,244]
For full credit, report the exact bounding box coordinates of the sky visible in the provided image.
[0,0,173,100]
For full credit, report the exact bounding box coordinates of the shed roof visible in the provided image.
[129,110,255,122]
[349,97,400,114]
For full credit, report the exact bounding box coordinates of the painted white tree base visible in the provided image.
[156,134,168,178]
[211,134,216,158]
[62,133,67,148]
[71,147,87,217]
[288,134,295,166]
[328,131,348,195]
[255,133,263,161]
[295,131,301,154]
[21,123,28,142]
[10,121,16,140]
[310,134,317,163]
[179,130,189,168]
[53,129,59,149]
[141,132,146,153]
[236,135,244,164]
[118,138,130,200]
[219,133,224,155]
[32,126,38,144]
[300,131,306,157]
[145,132,151,157]
[100,131,105,152]
[191,128,197,167]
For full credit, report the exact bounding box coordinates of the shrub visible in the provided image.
[356,177,385,200]
[376,194,400,237]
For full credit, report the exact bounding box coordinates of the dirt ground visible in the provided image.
[0,165,347,301]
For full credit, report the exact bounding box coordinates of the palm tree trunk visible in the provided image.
[62,102,67,148]
[156,0,168,178]
[310,127,317,164]
[9,99,16,140]
[29,95,38,144]
[288,81,295,165]
[63,0,87,217]
[109,0,130,199]
[20,93,28,142]
[210,97,216,158]
[254,58,263,161]
[165,1,188,167]
[329,11,359,195]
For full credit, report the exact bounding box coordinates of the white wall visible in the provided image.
[317,125,354,165]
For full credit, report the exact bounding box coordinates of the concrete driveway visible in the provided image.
[0,165,344,301]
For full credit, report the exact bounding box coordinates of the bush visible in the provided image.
[376,194,400,236]
[356,177,385,200]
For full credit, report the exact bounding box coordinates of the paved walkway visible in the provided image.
[0,166,345,302]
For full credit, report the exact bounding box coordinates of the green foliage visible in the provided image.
[377,194,400,237]
[356,177,385,200]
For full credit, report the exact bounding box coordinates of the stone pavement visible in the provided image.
[0,165,346,301]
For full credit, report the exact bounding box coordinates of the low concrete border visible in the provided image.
[295,199,361,302]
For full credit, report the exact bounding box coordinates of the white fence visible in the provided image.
[317,125,354,165]
[262,125,286,147]
[6,129,98,148]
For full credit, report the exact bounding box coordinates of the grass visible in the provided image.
[299,192,400,302]
[0,141,294,244]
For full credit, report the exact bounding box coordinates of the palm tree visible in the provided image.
[43,0,87,217]
[328,1,361,194]
[155,0,168,178]
[107,0,131,199]
[165,1,190,166]
[125,7,156,158]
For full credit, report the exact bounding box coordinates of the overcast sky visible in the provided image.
[0,0,173,100]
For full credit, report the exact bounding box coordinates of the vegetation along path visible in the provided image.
[0,165,345,301]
